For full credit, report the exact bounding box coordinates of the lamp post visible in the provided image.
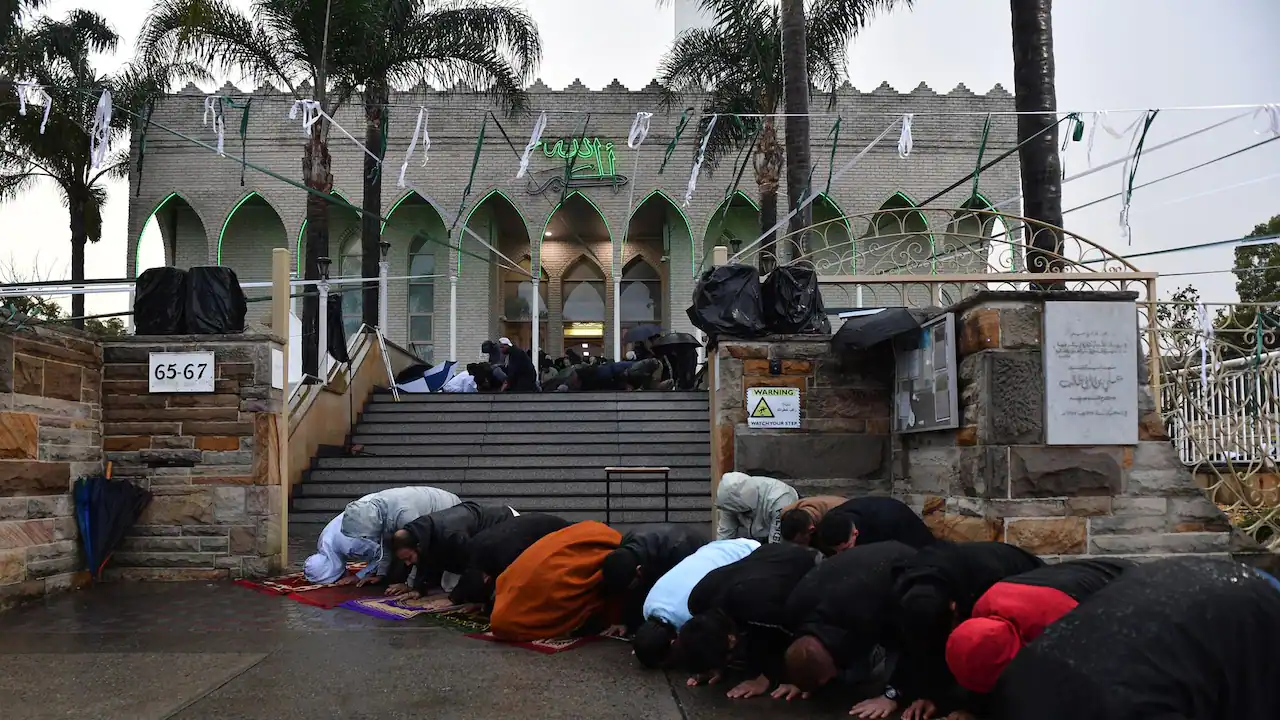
[378,238,390,333]
[316,255,331,378]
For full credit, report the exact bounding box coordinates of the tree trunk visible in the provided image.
[361,81,387,328]
[755,117,784,273]
[302,128,334,378]
[68,197,87,330]
[1011,0,1063,272]
[780,0,812,262]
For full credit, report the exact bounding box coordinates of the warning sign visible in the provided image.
[746,387,801,428]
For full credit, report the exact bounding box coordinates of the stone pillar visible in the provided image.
[100,334,286,579]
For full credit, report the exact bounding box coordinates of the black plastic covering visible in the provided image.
[326,293,351,364]
[762,265,831,334]
[686,264,768,339]
[831,308,923,352]
[184,266,247,334]
[133,267,187,335]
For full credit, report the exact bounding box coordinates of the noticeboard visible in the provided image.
[894,313,959,433]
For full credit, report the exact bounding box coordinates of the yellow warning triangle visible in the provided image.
[751,397,774,418]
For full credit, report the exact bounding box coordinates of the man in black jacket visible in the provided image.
[600,523,710,634]
[386,501,516,600]
[497,337,537,392]
[678,541,816,700]
[815,497,936,556]
[448,513,570,608]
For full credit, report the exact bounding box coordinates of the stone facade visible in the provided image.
[713,337,894,497]
[100,335,286,580]
[126,80,1019,362]
[0,322,101,609]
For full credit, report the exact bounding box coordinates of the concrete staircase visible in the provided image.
[288,390,712,539]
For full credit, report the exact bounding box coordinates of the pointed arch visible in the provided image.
[621,255,662,329]
[626,188,694,278]
[216,191,287,265]
[702,190,762,268]
[812,192,852,233]
[540,191,613,254]
[296,189,359,274]
[134,191,205,271]
[463,188,532,275]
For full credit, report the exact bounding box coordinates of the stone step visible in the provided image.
[293,479,710,497]
[305,467,709,482]
[356,410,709,424]
[351,420,710,434]
[337,442,710,457]
[312,454,710,470]
[349,432,710,446]
[291,494,710,513]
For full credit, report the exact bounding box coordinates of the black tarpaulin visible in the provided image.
[831,308,922,352]
[686,264,767,340]
[326,294,351,364]
[184,266,247,334]
[761,265,830,334]
[133,267,187,335]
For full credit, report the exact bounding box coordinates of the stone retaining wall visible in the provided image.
[101,335,286,580]
[0,323,101,609]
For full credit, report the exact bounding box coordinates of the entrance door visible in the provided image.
[561,258,607,360]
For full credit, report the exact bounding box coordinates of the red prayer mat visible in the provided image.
[234,564,368,598]
[463,631,603,655]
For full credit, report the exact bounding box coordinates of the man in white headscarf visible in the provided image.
[714,472,799,545]
[334,486,462,585]
[303,513,381,584]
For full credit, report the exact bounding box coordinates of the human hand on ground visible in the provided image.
[726,674,770,699]
[900,698,937,720]
[334,575,358,586]
[849,696,898,718]
[393,590,421,601]
[384,583,409,596]
[770,683,809,701]
[685,670,722,687]
[355,575,382,588]
[601,624,628,638]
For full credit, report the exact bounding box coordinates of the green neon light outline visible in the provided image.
[959,191,1015,262]
[537,136,617,177]
[133,191,195,272]
[700,190,761,250]
[539,190,613,258]
[216,191,287,265]
[870,190,937,273]
[295,189,357,274]
[812,192,853,233]
[625,189,695,278]
[461,188,533,276]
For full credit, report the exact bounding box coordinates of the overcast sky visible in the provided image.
[3,0,1278,316]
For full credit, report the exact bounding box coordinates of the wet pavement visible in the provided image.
[0,580,856,720]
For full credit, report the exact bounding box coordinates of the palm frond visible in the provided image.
[0,170,41,204]
[138,0,298,94]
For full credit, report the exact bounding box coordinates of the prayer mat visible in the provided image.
[463,631,602,655]
[234,563,367,596]
[287,584,381,609]
[338,594,458,621]
[426,608,491,633]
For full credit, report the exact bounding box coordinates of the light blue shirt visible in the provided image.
[642,538,760,629]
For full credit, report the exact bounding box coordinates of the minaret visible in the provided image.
[674,0,715,36]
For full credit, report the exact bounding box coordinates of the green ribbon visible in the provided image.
[970,114,992,200]
[367,106,390,184]
[221,96,253,186]
[451,115,488,273]
[134,99,156,197]
[561,114,591,204]
[1121,110,1159,242]
[1072,113,1085,142]
[799,117,842,203]
[659,108,693,175]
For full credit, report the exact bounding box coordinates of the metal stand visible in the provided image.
[604,466,672,524]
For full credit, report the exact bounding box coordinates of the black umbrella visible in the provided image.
[831,308,924,352]
[74,475,153,580]
[651,332,701,349]
[624,324,663,343]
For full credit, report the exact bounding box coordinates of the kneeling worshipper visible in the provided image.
[860,541,1043,720]
[489,521,623,642]
[992,557,1280,720]
[778,496,847,547]
[945,558,1135,698]
[336,485,462,584]
[387,501,517,599]
[714,472,799,544]
[632,538,760,669]
[447,512,571,607]
[303,512,381,584]
[815,496,936,556]
[678,541,817,698]
[779,542,919,704]
[601,523,711,635]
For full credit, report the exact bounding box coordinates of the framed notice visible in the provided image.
[1044,301,1138,445]
[894,313,958,433]
[148,352,216,393]
[746,387,801,429]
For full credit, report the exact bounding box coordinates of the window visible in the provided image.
[408,238,435,362]
[338,233,362,339]
[621,258,661,330]
[500,257,548,353]
[561,258,606,322]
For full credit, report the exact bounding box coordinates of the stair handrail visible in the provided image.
[370,325,401,402]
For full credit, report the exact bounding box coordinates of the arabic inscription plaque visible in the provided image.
[1043,301,1139,446]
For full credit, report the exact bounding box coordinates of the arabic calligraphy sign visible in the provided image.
[1043,301,1139,445]
[524,136,630,196]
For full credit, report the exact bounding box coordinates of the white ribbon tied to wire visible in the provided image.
[202,96,226,157]
[89,90,113,171]
[398,107,432,188]
[289,99,322,137]
[15,82,52,134]
[1255,104,1280,136]
[628,111,653,149]
[1196,302,1214,392]
[684,114,718,207]
[897,113,914,158]
[516,111,548,179]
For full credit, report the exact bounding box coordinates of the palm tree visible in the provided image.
[0,9,195,328]
[1010,0,1063,271]
[658,0,905,267]
[1,0,44,46]
[139,0,365,375]
[334,0,540,329]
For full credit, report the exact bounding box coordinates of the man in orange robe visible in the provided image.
[490,521,622,641]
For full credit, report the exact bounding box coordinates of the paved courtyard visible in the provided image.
[0,581,856,720]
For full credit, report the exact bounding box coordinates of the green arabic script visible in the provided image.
[538,137,616,178]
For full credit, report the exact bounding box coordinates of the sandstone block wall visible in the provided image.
[101,335,286,580]
[713,336,893,497]
[0,323,101,608]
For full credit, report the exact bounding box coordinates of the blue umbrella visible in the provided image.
[73,475,152,580]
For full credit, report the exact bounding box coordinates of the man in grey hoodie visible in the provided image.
[338,486,462,585]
